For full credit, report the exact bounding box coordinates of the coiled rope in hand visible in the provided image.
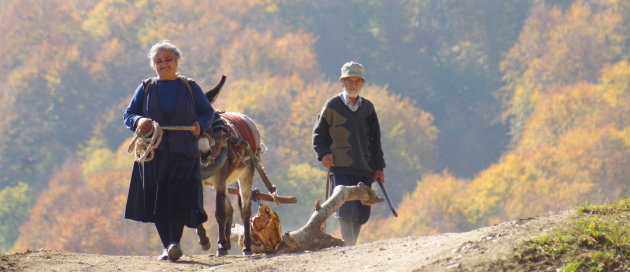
[127,120,195,162]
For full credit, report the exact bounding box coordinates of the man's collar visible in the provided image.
[339,92,362,105]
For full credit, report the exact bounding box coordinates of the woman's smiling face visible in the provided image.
[152,49,179,80]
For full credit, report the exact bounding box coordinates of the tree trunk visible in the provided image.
[232,182,384,253]
[233,182,383,253]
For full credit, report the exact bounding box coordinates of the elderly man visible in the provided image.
[312,61,386,245]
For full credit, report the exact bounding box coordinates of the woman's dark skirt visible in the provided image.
[125,150,208,228]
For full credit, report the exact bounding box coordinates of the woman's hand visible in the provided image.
[137,118,153,135]
[192,121,201,137]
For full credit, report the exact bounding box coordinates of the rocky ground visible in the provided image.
[0,210,573,272]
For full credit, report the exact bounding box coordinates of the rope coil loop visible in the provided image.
[126,120,195,162]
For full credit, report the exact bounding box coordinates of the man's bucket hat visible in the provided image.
[340,61,365,81]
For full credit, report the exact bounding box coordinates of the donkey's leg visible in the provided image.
[238,165,255,255]
[213,170,233,256]
[224,191,234,251]
[196,224,211,251]
[216,189,234,255]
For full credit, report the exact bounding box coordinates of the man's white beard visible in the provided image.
[344,88,360,98]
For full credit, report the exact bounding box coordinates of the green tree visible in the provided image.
[270,163,327,230]
[0,182,31,252]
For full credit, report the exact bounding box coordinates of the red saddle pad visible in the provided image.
[220,112,258,154]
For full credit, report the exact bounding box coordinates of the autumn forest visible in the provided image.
[0,0,629,255]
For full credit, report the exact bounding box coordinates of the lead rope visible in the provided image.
[126,120,195,162]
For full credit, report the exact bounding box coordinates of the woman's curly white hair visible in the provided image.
[148,40,181,66]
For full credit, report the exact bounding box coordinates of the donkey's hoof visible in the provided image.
[217,248,228,256]
[200,241,211,251]
[242,249,253,256]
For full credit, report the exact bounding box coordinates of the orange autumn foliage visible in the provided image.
[363,61,630,241]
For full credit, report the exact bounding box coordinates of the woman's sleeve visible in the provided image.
[123,83,145,132]
[191,82,216,133]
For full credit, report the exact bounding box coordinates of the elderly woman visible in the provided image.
[123,40,214,261]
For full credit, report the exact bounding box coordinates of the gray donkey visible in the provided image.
[195,76,265,256]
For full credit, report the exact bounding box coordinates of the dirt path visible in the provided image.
[0,210,573,272]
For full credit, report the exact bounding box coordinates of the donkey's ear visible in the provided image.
[205,75,227,104]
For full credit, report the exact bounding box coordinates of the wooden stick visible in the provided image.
[323,166,331,232]
[325,166,331,201]
[228,187,297,204]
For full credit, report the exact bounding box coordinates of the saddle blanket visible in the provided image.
[220,112,260,154]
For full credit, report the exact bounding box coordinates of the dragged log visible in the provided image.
[232,182,383,253]
[232,203,283,253]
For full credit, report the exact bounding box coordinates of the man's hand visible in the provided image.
[321,154,334,168]
[192,121,201,137]
[137,118,153,135]
[374,170,385,183]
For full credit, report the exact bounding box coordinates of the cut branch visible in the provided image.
[233,182,383,253]
[277,182,383,252]
[227,187,297,204]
